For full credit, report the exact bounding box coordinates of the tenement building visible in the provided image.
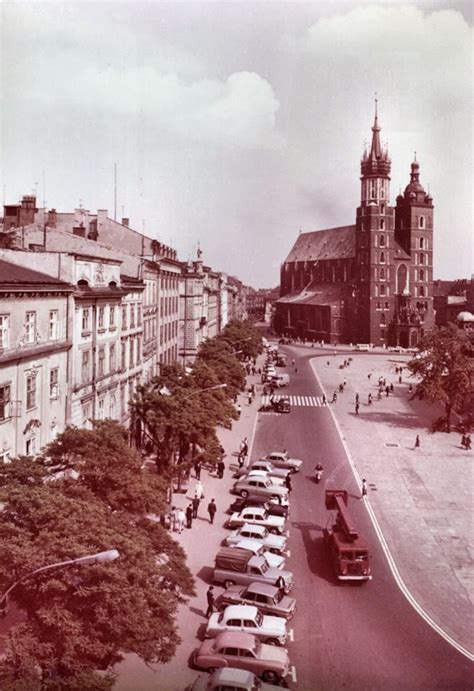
[275,105,435,348]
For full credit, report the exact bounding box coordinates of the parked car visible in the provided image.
[224,523,287,554]
[187,667,283,691]
[205,604,288,645]
[243,470,286,487]
[234,461,289,481]
[213,548,294,593]
[231,539,286,569]
[226,507,286,535]
[233,477,289,502]
[193,631,290,683]
[228,496,289,519]
[260,451,303,473]
[215,582,296,621]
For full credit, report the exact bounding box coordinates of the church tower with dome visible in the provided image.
[275,101,435,348]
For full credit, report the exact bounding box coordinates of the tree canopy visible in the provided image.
[408,324,472,432]
[0,424,195,689]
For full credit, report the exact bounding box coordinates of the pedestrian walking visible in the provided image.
[461,434,467,449]
[361,478,368,497]
[355,393,359,404]
[343,378,347,387]
[170,506,177,531]
[332,392,337,403]
[414,434,420,450]
[398,375,402,384]
[176,508,186,534]
[236,403,242,418]
[205,586,215,618]
[194,459,201,480]
[194,480,205,500]
[339,383,344,393]
[207,498,217,524]
[385,386,390,397]
[285,474,292,493]
[466,434,472,450]
[355,402,360,415]
[238,451,244,468]
[192,495,200,519]
[368,393,372,405]
[185,504,193,529]
[322,393,327,405]
[217,460,225,478]
[248,392,253,405]
[390,383,394,393]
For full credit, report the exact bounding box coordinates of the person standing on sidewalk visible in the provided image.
[355,393,359,404]
[285,474,292,493]
[217,460,225,478]
[368,393,373,405]
[194,480,205,500]
[176,508,186,534]
[207,498,217,524]
[361,478,368,497]
[192,495,201,519]
[194,459,202,481]
[236,403,242,418]
[185,504,193,529]
[415,434,420,450]
[205,586,215,618]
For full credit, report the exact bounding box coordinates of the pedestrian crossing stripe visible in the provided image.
[261,395,327,408]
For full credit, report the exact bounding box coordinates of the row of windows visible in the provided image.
[80,336,142,384]
[161,275,179,291]
[161,295,178,317]
[0,368,60,421]
[0,311,61,350]
[160,321,178,346]
[81,304,144,334]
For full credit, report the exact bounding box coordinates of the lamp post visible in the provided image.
[0,549,119,617]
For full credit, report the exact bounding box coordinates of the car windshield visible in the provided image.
[261,527,269,537]
[260,560,269,573]
[252,638,261,656]
[255,610,263,626]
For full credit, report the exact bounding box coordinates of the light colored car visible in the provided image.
[226,508,286,535]
[215,582,296,621]
[234,461,289,481]
[261,451,303,473]
[193,631,289,683]
[232,539,285,569]
[224,523,287,554]
[205,604,288,646]
[233,476,289,502]
[187,667,283,691]
[244,470,286,487]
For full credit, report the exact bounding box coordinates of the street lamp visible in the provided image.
[0,549,120,616]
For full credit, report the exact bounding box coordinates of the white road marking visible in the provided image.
[289,666,297,683]
[288,628,294,642]
[310,357,474,663]
[286,549,291,557]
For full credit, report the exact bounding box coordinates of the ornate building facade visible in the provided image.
[275,105,435,348]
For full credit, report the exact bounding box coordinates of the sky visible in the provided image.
[1,1,473,288]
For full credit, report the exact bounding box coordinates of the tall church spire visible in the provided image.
[360,99,391,204]
[369,97,382,160]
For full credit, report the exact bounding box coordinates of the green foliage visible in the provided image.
[408,324,472,432]
[0,428,195,687]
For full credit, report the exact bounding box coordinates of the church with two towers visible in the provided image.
[275,104,435,348]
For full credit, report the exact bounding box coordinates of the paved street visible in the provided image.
[116,344,473,690]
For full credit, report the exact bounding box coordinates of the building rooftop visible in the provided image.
[0,258,70,287]
[284,225,356,264]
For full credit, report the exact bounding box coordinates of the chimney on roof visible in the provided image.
[122,217,129,227]
[47,208,57,228]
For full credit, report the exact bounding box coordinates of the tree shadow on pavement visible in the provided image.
[349,410,425,429]
[291,521,335,584]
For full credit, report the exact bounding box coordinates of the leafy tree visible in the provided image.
[41,420,168,516]
[0,458,195,688]
[218,319,262,361]
[408,324,472,432]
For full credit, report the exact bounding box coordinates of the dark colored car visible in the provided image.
[228,497,289,519]
[275,398,290,414]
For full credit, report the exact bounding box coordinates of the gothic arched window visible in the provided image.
[397,264,408,294]
[419,253,425,265]
[380,219,385,230]
[419,269,424,281]
[380,268,385,280]
[419,286,425,297]
[419,216,425,229]
[380,251,385,264]
[379,234,385,247]
[380,284,386,296]
[419,237,425,249]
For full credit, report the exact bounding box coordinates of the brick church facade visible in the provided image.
[275,105,435,348]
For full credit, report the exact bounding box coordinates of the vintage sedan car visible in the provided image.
[231,539,285,569]
[215,582,296,621]
[227,496,289,519]
[223,523,287,554]
[187,667,283,691]
[226,507,287,535]
[260,451,303,473]
[234,461,289,481]
[205,605,288,646]
[233,476,289,502]
[243,470,286,487]
[193,631,290,683]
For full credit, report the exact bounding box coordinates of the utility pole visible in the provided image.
[114,163,117,221]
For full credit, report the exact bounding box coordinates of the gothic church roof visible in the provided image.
[284,225,355,264]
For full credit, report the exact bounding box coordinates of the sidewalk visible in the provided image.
[312,351,473,654]
[116,359,264,690]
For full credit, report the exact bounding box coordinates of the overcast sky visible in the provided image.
[2,1,473,288]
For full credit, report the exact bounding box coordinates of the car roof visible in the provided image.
[211,668,256,685]
[246,470,270,478]
[235,539,264,552]
[223,604,258,618]
[247,581,278,596]
[214,630,257,647]
[240,523,266,534]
